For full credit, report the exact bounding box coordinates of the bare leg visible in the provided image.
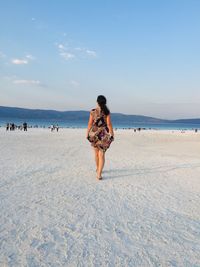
[93,148,99,171]
[97,150,105,179]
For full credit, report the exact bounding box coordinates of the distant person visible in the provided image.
[50,124,54,132]
[23,122,28,131]
[56,124,59,132]
[86,95,114,180]
[6,123,9,131]
[11,123,15,131]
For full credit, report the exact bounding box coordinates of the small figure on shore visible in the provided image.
[50,124,54,132]
[56,124,59,132]
[10,123,15,131]
[195,129,198,133]
[6,123,9,131]
[23,122,28,131]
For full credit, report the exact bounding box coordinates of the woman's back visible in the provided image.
[90,108,108,128]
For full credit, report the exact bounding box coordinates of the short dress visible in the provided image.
[88,108,113,152]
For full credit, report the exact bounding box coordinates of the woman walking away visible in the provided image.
[86,95,114,180]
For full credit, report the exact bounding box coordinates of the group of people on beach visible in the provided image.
[6,122,28,131]
[50,124,59,132]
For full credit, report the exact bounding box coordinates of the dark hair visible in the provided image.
[97,95,110,115]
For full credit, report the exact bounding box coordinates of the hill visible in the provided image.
[0,106,199,125]
[0,106,168,124]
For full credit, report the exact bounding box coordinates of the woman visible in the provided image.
[86,95,114,180]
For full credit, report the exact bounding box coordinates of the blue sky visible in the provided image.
[0,0,200,119]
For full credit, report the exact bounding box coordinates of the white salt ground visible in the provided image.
[0,128,200,267]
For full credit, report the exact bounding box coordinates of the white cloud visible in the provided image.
[26,54,35,60]
[70,80,80,87]
[58,44,65,49]
[60,52,75,60]
[13,79,41,85]
[57,43,75,61]
[86,49,97,57]
[12,59,28,65]
[56,42,97,61]
[11,54,35,65]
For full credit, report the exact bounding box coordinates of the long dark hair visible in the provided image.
[97,95,110,115]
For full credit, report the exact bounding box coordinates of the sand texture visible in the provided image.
[0,128,200,266]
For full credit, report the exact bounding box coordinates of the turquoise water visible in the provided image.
[0,117,200,130]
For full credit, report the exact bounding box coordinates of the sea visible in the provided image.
[0,117,200,130]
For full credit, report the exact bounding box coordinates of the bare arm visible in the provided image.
[86,112,93,137]
[106,114,114,137]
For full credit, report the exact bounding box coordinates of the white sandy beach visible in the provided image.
[0,128,200,266]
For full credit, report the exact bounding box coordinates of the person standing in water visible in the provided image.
[86,95,114,180]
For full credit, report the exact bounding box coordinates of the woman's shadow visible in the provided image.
[103,169,134,180]
[103,163,199,180]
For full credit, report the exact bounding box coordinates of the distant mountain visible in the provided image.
[0,106,168,124]
[111,112,168,124]
[172,118,200,124]
[0,106,200,125]
[0,106,89,120]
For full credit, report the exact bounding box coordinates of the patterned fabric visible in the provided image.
[88,108,113,152]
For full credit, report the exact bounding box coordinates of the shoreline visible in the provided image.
[0,125,200,132]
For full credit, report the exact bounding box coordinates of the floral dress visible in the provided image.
[88,108,113,152]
